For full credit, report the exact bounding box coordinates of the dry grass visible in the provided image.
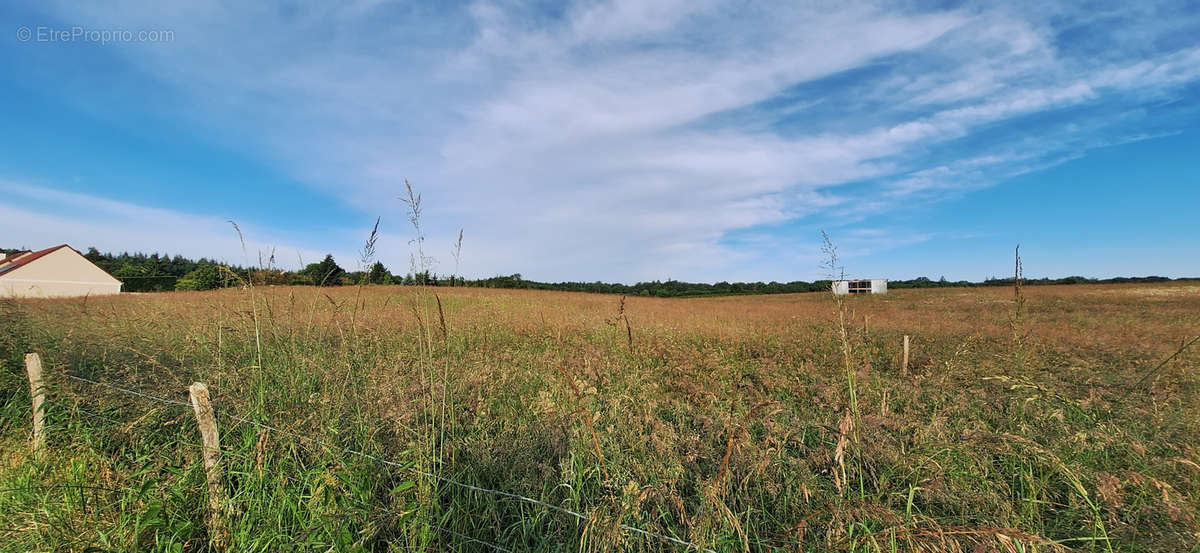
[1,282,1198,552]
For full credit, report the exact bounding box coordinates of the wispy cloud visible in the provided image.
[9,0,1200,281]
[0,181,346,269]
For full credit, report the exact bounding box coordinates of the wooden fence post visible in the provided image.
[24,353,45,460]
[189,382,230,550]
[902,335,910,376]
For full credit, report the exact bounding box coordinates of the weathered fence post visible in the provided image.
[189,382,230,550]
[24,353,45,460]
[902,335,910,376]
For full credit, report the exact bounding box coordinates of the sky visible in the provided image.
[1,1,1198,283]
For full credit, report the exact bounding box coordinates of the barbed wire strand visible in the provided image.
[65,374,191,407]
[59,378,516,553]
[62,373,714,553]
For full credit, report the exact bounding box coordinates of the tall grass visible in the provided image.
[1011,245,1028,371]
[1,237,1198,551]
[820,231,859,438]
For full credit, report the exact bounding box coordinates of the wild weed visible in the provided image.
[821,231,859,440]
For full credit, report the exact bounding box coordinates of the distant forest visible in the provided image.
[2,246,1185,297]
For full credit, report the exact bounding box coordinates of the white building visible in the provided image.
[832,279,888,295]
[0,245,122,298]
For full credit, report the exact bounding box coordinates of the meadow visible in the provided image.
[1,281,1198,552]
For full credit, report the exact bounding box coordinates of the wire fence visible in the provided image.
[57,372,717,553]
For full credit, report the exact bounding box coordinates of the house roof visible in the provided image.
[0,244,76,277]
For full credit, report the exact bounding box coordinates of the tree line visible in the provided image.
[465,273,1179,297]
[23,247,1180,296]
[70,248,464,292]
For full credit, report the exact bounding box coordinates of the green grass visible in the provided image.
[1,282,1198,552]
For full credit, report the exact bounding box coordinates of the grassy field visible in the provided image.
[1,282,1198,552]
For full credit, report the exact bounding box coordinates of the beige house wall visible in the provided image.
[0,248,122,298]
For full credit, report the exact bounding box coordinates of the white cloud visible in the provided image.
[0,181,351,270]
[10,1,1200,281]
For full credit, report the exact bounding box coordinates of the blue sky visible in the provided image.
[1,1,1198,283]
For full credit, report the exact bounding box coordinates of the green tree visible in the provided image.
[175,264,222,291]
[112,263,144,280]
[84,247,104,264]
[302,254,345,286]
[366,261,391,285]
